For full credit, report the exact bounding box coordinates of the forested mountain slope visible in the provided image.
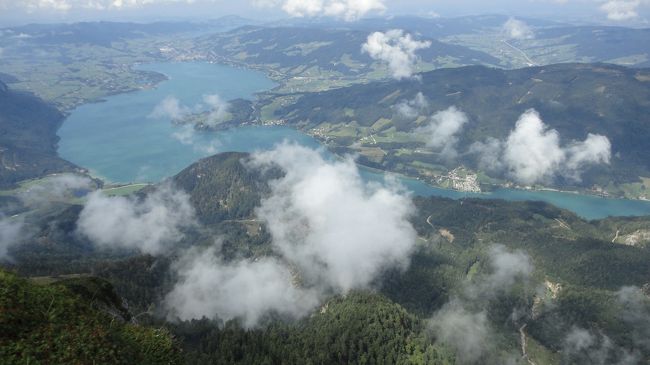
[0,269,182,364]
[266,63,650,191]
[4,152,650,364]
[0,81,78,188]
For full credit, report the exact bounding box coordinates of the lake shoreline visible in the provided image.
[54,61,650,220]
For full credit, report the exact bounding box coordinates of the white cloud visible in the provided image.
[0,215,24,261]
[362,29,431,80]
[468,137,504,172]
[416,106,468,159]
[502,17,535,40]
[251,0,281,7]
[499,109,611,185]
[280,0,386,21]
[565,133,612,172]
[600,0,642,21]
[150,94,229,126]
[466,244,533,299]
[150,96,190,121]
[429,300,492,364]
[563,326,640,365]
[165,245,320,327]
[202,94,230,127]
[616,286,650,351]
[503,110,566,184]
[77,183,196,255]
[171,125,222,154]
[395,92,428,119]
[251,143,417,292]
[165,143,417,325]
[151,94,228,153]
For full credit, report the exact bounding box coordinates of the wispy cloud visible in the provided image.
[202,94,230,128]
[562,326,641,364]
[395,92,429,119]
[267,0,386,21]
[17,174,94,208]
[600,0,643,21]
[0,215,24,261]
[415,106,469,160]
[8,0,220,11]
[502,17,534,40]
[149,96,190,121]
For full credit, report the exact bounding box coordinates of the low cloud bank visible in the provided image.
[428,245,533,364]
[562,326,641,365]
[0,174,95,260]
[17,174,94,208]
[77,183,196,255]
[0,215,24,261]
[362,29,431,80]
[165,143,417,326]
[429,299,492,364]
[165,245,320,328]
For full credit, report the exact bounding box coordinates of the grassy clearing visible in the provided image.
[102,184,150,196]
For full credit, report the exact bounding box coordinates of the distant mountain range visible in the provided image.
[191,25,500,77]
[1,16,257,46]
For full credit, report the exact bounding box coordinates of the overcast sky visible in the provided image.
[0,0,648,26]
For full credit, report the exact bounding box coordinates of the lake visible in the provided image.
[58,62,650,220]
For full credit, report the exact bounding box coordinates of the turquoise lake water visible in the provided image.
[57,62,650,220]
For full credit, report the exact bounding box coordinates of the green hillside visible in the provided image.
[188,26,499,92]
[0,269,182,364]
[4,152,650,364]
[262,63,650,194]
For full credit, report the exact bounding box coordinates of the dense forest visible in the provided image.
[2,152,649,364]
[0,269,182,364]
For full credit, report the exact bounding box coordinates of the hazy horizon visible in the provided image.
[1,0,649,27]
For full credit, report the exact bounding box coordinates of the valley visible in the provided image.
[1,12,650,365]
